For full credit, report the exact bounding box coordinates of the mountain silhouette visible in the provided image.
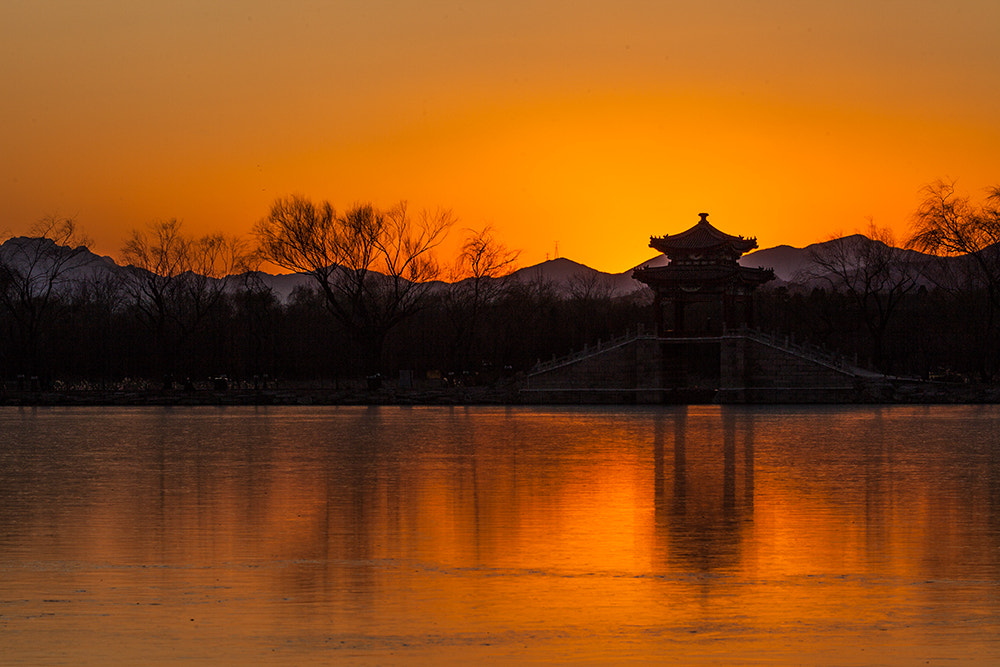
[0,235,951,300]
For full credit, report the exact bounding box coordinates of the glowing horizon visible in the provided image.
[2,1,998,273]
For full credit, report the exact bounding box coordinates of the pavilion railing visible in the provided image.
[529,324,881,378]
[529,324,653,374]
[728,326,878,377]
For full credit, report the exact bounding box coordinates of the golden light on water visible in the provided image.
[4,406,998,663]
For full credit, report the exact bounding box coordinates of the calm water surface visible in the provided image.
[1,405,998,665]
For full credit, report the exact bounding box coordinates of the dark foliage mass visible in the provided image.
[0,209,649,390]
[2,182,1000,390]
[757,181,1000,381]
[0,249,650,390]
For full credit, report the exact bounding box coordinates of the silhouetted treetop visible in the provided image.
[253,195,455,373]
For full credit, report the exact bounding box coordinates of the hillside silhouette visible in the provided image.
[0,235,943,298]
[0,231,996,393]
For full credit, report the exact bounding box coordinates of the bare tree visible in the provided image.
[0,216,93,379]
[909,181,1000,296]
[908,180,1000,378]
[452,226,520,283]
[254,195,454,374]
[444,226,520,371]
[567,271,617,302]
[65,264,129,382]
[806,221,918,372]
[121,219,253,377]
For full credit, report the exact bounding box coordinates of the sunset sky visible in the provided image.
[2,1,998,272]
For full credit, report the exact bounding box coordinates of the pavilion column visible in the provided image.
[674,298,685,335]
[653,291,663,336]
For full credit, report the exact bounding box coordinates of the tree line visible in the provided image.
[0,198,646,389]
[1,181,999,390]
[760,181,1000,381]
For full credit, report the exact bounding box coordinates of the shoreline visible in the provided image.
[0,384,523,407]
[2,380,999,406]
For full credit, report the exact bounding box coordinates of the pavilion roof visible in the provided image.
[649,213,758,257]
[632,262,775,287]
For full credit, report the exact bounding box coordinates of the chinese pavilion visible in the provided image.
[633,213,774,336]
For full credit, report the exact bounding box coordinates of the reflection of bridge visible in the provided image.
[522,328,891,404]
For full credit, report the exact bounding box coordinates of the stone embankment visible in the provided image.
[0,382,524,407]
[2,378,999,405]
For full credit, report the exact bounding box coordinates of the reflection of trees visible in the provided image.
[653,408,755,572]
[861,410,890,566]
[6,406,1000,647]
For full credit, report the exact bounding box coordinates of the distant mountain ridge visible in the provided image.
[0,234,949,301]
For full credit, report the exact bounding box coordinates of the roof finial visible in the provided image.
[698,212,709,224]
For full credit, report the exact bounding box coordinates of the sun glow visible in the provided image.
[2,2,998,271]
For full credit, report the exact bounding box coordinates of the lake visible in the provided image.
[1,405,998,665]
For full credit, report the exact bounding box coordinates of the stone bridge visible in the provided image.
[521,330,892,404]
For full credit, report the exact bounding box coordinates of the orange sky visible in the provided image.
[2,1,998,272]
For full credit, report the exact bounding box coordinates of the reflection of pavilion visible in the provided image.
[633,213,775,336]
[653,408,755,571]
